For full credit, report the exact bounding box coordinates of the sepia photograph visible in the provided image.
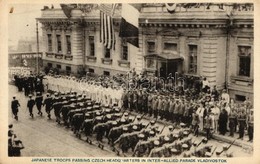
[3,1,256,161]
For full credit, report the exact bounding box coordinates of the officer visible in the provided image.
[43,93,53,119]
[27,94,35,118]
[35,92,43,116]
[247,109,254,142]
[11,96,20,120]
[237,109,247,140]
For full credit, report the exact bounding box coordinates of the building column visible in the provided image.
[71,23,83,64]
[61,28,66,54]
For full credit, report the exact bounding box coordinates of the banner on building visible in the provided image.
[9,52,43,68]
[119,4,140,48]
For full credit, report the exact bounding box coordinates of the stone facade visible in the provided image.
[38,3,254,102]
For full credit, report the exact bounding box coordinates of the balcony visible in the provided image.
[55,53,64,59]
[64,54,73,61]
[86,56,97,62]
[101,58,112,65]
[46,52,54,58]
[118,60,130,68]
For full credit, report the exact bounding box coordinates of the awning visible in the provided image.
[144,53,183,61]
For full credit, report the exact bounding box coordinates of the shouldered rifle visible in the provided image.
[205,146,217,157]
[197,137,207,147]
[216,139,236,156]
[160,124,167,134]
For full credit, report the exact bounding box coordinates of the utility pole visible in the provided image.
[36,19,40,74]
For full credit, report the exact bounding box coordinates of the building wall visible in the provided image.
[39,4,254,102]
[84,25,137,75]
[227,26,254,102]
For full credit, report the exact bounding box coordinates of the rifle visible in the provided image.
[133,113,145,123]
[196,137,207,147]
[160,124,166,134]
[205,146,217,157]
[216,139,236,156]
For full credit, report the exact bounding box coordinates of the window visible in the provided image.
[89,68,94,73]
[66,35,71,54]
[104,48,111,58]
[235,95,246,102]
[57,64,61,69]
[164,42,177,51]
[47,34,52,52]
[147,41,155,53]
[121,39,128,60]
[47,63,52,68]
[238,46,251,77]
[89,36,95,56]
[146,58,155,69]
[188,45,198,74]
[56,35,62,53]
[104,71,110,76]
[66,66,71,71]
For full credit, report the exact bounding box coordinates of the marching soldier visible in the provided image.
[52,98,63,124]
[60,101,70,126]
[11,96,20,120]
[35,92,43,116]
[27,94,35,118]
[43,93,53,119]
[133,134,147,157]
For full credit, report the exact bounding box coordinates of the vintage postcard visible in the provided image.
[0,0,259,164]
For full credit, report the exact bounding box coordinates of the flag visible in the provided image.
[100,4,117,50]
[165,3,177,13]
[119,4,140,48]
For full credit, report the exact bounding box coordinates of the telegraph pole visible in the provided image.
[36,19,40,74]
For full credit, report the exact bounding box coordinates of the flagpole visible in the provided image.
[36,19,40,74]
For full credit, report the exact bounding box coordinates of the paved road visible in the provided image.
[9,85,116,157]
[8,85,252,157]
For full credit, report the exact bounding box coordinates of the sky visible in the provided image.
[8,4,60,48]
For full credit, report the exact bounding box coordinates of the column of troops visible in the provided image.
[11,73,254,157]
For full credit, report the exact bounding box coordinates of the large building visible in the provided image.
[38,3,254,102]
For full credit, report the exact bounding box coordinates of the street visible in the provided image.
[8,85,116,157]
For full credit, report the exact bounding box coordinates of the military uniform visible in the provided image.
[27,96,35,118]
[247,109,254,142]
[35,93,43,116]
[229,110,237,137]
[204,115,213,140]
[237,111,247,139]
[11,97,20,120]
[43,94,53,118]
